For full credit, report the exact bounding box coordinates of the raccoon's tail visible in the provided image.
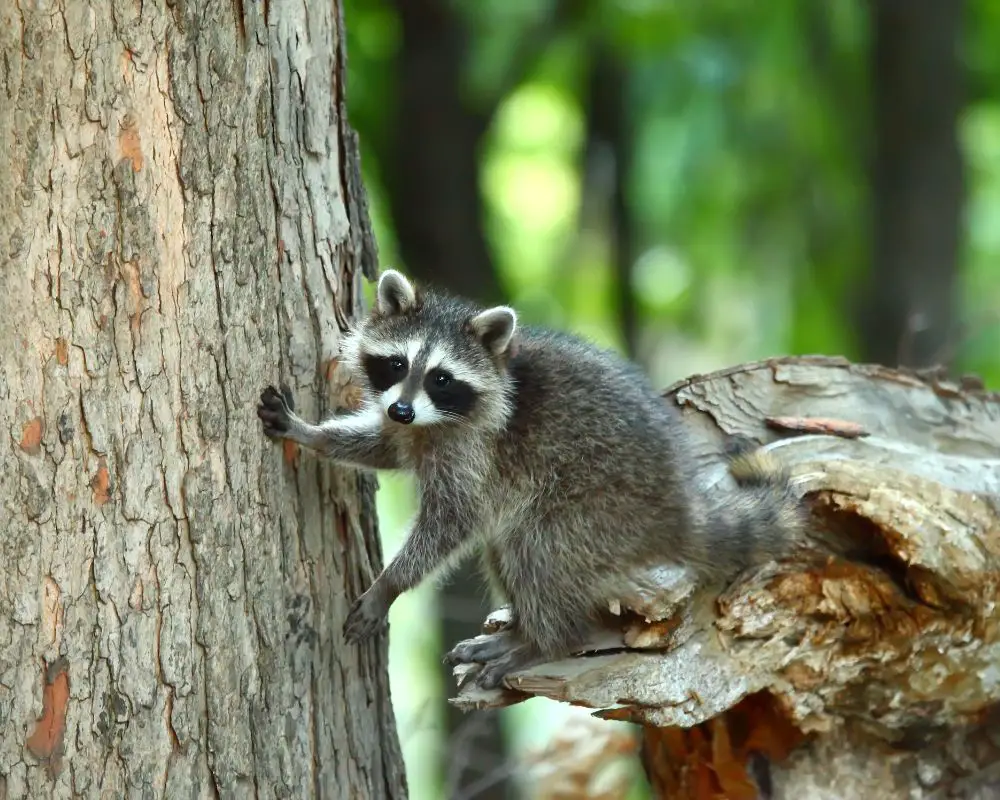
[708,434,806,578]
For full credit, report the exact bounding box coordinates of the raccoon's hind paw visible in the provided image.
[443,631,514,666]
[445,634,544,691]
[473,645,544,691]
[257,384,295,438]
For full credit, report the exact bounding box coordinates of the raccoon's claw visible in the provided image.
[343,590,388,643]
[473,645,547,690]
[474,660,513,691]
[454,666,482,692]
[258,384,295,439]
[448,660,507,692]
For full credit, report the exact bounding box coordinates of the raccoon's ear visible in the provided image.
[469,306,517,356]
[377,269,418,315]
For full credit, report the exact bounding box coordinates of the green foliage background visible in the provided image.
[344,1,999,796]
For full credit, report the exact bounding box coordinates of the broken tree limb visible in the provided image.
[448,355,1000,798]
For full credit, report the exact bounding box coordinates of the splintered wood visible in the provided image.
[448,356,1000,798]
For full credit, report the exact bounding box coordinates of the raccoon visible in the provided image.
[257,269,803,689]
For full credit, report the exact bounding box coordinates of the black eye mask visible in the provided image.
[363,354,409,392]
[424,369,477,417]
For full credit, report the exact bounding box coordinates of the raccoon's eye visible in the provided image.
[434,372,452,388]
[363,354,409,392]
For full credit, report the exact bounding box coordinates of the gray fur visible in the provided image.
[257,271,804,689]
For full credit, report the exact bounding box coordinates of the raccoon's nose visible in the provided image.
[387,401,415,425]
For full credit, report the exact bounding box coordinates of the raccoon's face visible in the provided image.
[342,270,517,431]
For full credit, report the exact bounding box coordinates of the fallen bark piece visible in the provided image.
[765,416,870,438]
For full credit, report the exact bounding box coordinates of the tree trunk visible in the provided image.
[386,0,503,304]
[580,41,636,359]
[859,0,966,368]
[0,2,404,798]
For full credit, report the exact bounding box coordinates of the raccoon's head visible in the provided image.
[341,270,517,431]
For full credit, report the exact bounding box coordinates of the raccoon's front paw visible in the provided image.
[257,384,295,439]
[343,589,389,643]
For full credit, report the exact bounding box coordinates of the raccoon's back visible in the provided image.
[496,326,802,582]
[497,327,692,505]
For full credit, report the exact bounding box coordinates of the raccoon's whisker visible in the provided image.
[436,411,472,427]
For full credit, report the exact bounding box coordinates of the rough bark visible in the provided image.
[448,356,1000,799]
[860,0,966,367]
[0,2,403,798]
